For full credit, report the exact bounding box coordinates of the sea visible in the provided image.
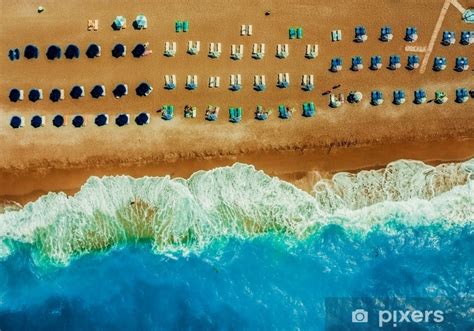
[0,159,473,330]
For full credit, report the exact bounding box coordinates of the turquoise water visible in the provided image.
[0,160,473,329]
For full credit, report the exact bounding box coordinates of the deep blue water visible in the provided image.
[0,223,473,330]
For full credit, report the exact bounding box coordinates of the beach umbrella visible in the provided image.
[91,85,105,98]
[86,44,101,58]
[115,114,130,126]
[72,115,85,127]
[134,15,148,29]
[28,89,42,102]
[112,16,126,30]
[136,82,152,96]
[10,116,24,129]
[31,115,44,128]
[113,84,128,98]
[24,45,39,59]
[112,44,126,58]
[9,88,21,102]
[95,114,109,126]
[46,45,61,60]
[132,44,145,57]
[70,85,84,99]
[135,112,150,125]
[65,44,80,59]
[8,48,20,61]
[52,114,65,127]
[50,88,62,102]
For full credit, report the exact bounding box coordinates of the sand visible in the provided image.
[0,0,473,204]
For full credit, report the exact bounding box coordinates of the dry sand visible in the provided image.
[0,0,473,204]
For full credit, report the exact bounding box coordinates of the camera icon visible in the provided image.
[352,309,369,323]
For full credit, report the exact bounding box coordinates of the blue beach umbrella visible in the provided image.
[112,16,127,30]
[86,44,101,58]
[132,44,146,57]
[50,88,62,102]
[135,112,150,125]
[72,115,85,128]
[95,114,109,126]
[28,89,42,102]
[9,88,21,102]
[136,82,152,96]
[115,114,130,126]
[31,115,44,128]
[113,84,128,98]
[52,114,65,127]
[10,116,24,128]
[112,44,126,58]
[24,45,39,59]
[134,15,148,29]
[70,85,84,99]
[46,45,61,60]
[91,85,105,98]
[65,44,80,59]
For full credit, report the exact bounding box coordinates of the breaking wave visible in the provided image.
[0,159,473,265]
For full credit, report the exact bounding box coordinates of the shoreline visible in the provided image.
[2,136,473,206]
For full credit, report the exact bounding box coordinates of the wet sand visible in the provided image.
[0,0,473,204]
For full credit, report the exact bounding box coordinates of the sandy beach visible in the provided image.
[1,0,473,204]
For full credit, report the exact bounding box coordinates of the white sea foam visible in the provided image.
[0,159,472,265]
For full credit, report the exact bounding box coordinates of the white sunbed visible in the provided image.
[215,76,220,87]
[248,25,253,36]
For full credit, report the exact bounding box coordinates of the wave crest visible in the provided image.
[0,159,473,265]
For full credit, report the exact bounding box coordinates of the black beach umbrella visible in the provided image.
[136,82,151,96]
[50,88,62,102]
[70,86,84,99]
[86,44,100,58]
[65,44,80,59]
[91,85,105,98]
[9,88,21,102]
[132,44,145,58]
[29,89,41,102]
[52,114,65,127]
[24,45,39,59]
[135,112,149,125]
[10,116,23,128]
[46,45,61,60]
[112,44,125,58]
[72,115,85,128]
[115,114,129,126]
[31,115,43,128]
[95,114,108,126]
[113,84,127,98]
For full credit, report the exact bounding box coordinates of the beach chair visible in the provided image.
[354,26,367,42]
[162,105,174,120]
[255,105,268,120]
[183,20,189,32]
[289,28,296,39]
[331,30,342,41]
[278,105,291,119]
[248,25,253,36]
[241,25,246,36]
[296,27,303,39]
[302,102,315,117]
[329,94,343,108]
[215,76,220,88]
[175,20,183,32]
[206,105,219,121]
[435,91,448,104]
[229,107,242,123]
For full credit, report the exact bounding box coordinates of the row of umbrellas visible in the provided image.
[10,113,151,129]
[9,83,152,102]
